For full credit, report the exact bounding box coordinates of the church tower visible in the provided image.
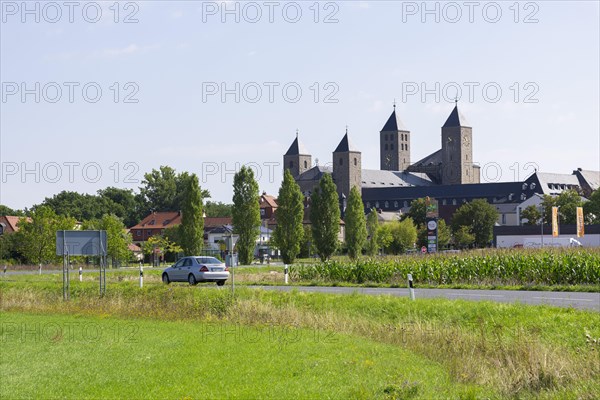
[283,132,312,178]
[441,103,476,185]
[380,104,411,171]
[332,128,362,198]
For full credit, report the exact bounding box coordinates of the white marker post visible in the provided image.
[139,263,144,288]
[79,266,82,282]
[284,264,289,285]
[39,263,42,275]
[407,273,415,301]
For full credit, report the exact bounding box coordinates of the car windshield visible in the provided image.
[195,257,221,264]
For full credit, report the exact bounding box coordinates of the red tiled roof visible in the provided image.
[0,216,31,232]
[129,211,182,230]
[259,194,278,209]
[129,212,232,230]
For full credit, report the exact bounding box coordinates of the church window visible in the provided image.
[385,201,389,208]
[366,202,370,208]
[339,158,343,166]
[442,199,447,205]
[354,158,357,166]
[391,144,394,150]
[531,183,536,189]
[522,183,528,190]
[452,199,457,205]
[304,160,308,168]
[521,193,526,200]
[394,201,398,208]
[375,202,380,208]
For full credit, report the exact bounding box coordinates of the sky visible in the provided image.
[1,0,599,210]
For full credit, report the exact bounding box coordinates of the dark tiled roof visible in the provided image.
[361,169,432,188]
[381,109,408,132]
[411,149,442,167]
[284,136,309,156]
[443,105,470,128]
[334,133,359,153]
[296,165,332,182]
[362,182,525,203]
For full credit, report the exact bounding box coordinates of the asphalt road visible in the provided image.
[251,285,600,312]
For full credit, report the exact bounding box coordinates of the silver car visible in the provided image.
[162,256,229,286]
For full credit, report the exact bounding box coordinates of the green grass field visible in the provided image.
[1,277,599,399]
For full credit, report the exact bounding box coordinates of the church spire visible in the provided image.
[442,103,470,128]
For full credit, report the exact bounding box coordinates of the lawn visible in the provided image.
[1,279,599,399]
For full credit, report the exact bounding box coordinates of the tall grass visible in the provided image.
[2,280,599,398]
[291,248,600,286]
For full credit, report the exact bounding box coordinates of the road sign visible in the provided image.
[426,217,438,253]
[421,246,427,254]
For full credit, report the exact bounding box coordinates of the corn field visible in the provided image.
[290,248,600,286]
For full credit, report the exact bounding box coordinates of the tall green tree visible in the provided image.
[273,169,304,264]
[388,218,417,254]
[344,186,367,259]
[452,199,498,247]
[204,201,233,218]
[366,208,379,256]
[0,205,24,216]
[403,198,427,226]
[97,187,144,227]
[180,173,205,256]
[232,166,261,265]
[310,174,340,262]
[540,190,585,225]
[521,205,542,226]
[98,214,132,266]
[584,189,600,224]
[13,206,75,266]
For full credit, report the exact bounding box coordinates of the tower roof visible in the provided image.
[284,135,309,156]
[442,104,470,128]
[334,131,359,153]
[381,108,408,132]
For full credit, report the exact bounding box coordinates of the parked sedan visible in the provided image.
[162,256,229,286]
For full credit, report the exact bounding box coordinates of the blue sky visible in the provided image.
[1,1,599,209]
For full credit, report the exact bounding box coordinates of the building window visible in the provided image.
[531,183,536,189]
[502,214,506,224]
[366,202,370,209]
[522,183,528,190]
[521,193,526,200]
[391,144,394,150]
[442,199,447,205]
[384,201,389,208]
[375,202,380,208]
[260,209,265,216]
[452,199,457,205]
[136,230,141,237]
[339,158,343,166]
[304,160,308,169]
[354,158,357,166]
[403,201,408,208]
[384,134,388,141]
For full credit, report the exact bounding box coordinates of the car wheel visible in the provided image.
[216,280,225,286]
[162,273,170,284]
[188,274,197,286]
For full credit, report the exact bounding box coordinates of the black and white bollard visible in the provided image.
[284,264,289,285]
[407,273,415,301]
[139,264,144,288]
[79,266,82,282]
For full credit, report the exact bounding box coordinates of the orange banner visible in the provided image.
[552,206,559,237]
[576,207,585,238]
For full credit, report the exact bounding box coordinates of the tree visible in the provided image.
[204,201,233,218]
[97,187,144,227]
[540,190,585,225]
[272,169,304,264]
[232,166,261,265]
[298,225,313,258]
[366,208,379,256]
[0,204,24,216]
[453,225,475,249]
[376,223,393,253]
[40,191,117,221]
[139,166,210,213]
[521,205,541,226]
[451,199,498,247]
[403,198,427,226]
[387,218,417,254]
[180,173,204,256]
[141,235,182,264]
[344,186,367,259]
[310,174,340,262]
[436,219,451,249]
[584,189,600,224]
[13,206,75,266]
[98,214,132,266]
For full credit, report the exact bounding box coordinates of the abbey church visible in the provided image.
[282,104,599,224]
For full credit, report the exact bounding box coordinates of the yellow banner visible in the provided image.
[552,207,559,237]
[576,207,585,237]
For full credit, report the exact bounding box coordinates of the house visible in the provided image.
[129,211,182,244]
[0,215,31,235]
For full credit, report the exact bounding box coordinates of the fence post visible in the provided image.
[139,263,143,288]
[407,273,415,301]
[284,264,289,284]
[79,266,82,282]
